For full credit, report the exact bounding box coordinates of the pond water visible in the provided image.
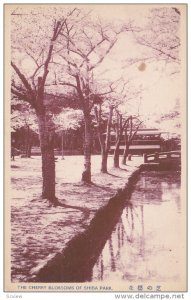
[91,171,183,284]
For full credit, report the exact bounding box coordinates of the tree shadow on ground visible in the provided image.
[106,172,121,178]
[34,170,140,283]
[89,182,114,192]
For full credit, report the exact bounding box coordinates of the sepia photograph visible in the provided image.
[4,3,187,293]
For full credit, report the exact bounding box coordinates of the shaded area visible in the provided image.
[35,170,140,282]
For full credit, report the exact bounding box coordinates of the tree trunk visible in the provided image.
[101,105,113,173]
[101,149,108,173]
[96,105,113,173]
[82,116,92,183]
[37,113,56,203]
[113,140,120,168]
[26,128,32,158]
[122,148,128,165]
[122,116,134,165]
[61,131,64,159]
[122,119,142,164]
[122,142,131,165]
[122,124,128,165]
[128,154,132,161]
[25,126,29,157]
[26,142,32,158]
[23,125,32,158]
[113,112,123,168]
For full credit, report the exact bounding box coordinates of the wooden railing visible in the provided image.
[144,151,181,164]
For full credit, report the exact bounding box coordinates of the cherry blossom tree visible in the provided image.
[10,6,78,203]
[93,78,132,172]
[51,9,127,182]
[110,81,144,168]
[125,6,181,74]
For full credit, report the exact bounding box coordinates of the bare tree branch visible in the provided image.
[30,63,45,79]
[11,61,34,96]
[136,37,180,62]
[59,54,78,68]
[11,88,31,104]
[59,32,86,59]
[40,11,78,90]
[89,38,117,71]
[40,21,62,90]
[79,37,107,68]
[24,48,40,67]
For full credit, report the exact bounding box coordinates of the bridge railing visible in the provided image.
[144,151,181,164]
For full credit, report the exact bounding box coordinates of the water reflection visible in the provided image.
[92,171,182,283]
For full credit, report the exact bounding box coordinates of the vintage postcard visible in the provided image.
[4,3,187,294]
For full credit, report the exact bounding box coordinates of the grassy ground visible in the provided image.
[10,155,143,282]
